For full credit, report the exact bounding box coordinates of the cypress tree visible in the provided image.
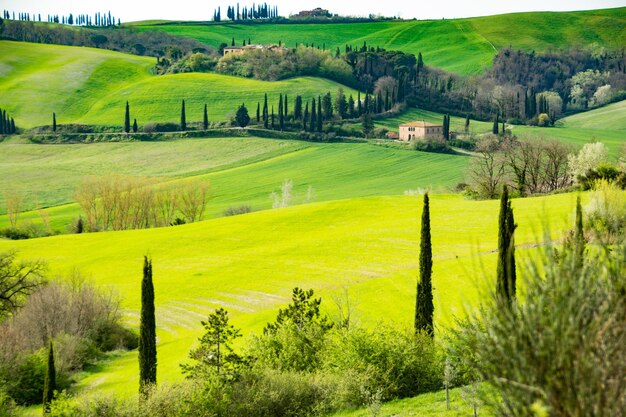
[139,256,157,393]
[263,93,268,128]
[357,91,362,116]
[574,195,585,267]
[464,114,470,133]
[502,119,505,135]
[42,341,56,415]
[284,94,288,119]
[492,112,499,135]
[180,100,187,131]
[496,186,517,305]
[278,94,284,130]
[317,96,323,132]
[271,106,275,129]
[348,95,355,118]
[203,104,209,130]
[0,109,4,134]
[303,101,309,131]
[256,102,260,123]
[415,193,434,337]
[310,98,317,132]
[294,95,302,120]
[124,101,130,133]
[133,118,138,133]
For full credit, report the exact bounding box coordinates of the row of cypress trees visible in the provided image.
[0,108,17,135]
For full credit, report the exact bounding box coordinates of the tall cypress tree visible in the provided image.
[203,104,209,130]
[284,94,289,119]
[278,94,284,130]
[180,100,187,131]
[496,186,516,305]
[124,102,130,133]
[256,102,260,123]
[42,341,56,414]
[317,96,323,132]
[139,256,157,393]
[415,193,434,337]
[310,98,316,132]
[357,91,362,116]
[464,114,470,133]
[133,118,138,133]
[263,93,268,128]
[303,102,309,131]
[271,106,275,129]
[574,195,585,267]
[492,112,499,135]
[53,112,57,132]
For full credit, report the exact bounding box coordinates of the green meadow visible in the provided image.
[132,7,626,75]
[0,41,357,129]
[0,137,468,228]
[0,193,581,397]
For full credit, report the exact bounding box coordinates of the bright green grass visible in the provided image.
[330,386,492,417]
[0,193,581,397]
[0,138,468,227]
[132,8,626,75]
[559,100,626,131]
[0,41,356,128]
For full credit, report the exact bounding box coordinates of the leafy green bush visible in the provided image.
[223,205,253,217]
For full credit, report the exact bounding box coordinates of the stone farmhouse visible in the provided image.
[223,44,288,56]
[398,121,443,141]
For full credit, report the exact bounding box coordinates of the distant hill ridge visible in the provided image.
[130,7,626,75]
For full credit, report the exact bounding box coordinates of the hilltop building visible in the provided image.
[399,121,443,141]
[223,44,288,56]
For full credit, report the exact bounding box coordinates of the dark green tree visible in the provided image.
[124,101,130,133]
[132,118,138,133]
[362,113,374,138]
[574,195,585,267]
[263,93,268,128]
[310,98,317,132]
[496,186,516,305]
[492,112,499,135]
[284,94,288,119]
[357,91,362,116]
[317,96,323,132]
[278,94,284,130]
[256,102,260,123]
[42,340,56,415]
[235,103,250,128]
[335,88,347,119]
[348,95,356,118]
[415,193,434,337]
[294,95,303,120]
[464,114,470,133]
[271,106,275,129]
[181,308,242,380]
[417,52,424,72]
[203,104,209,130]
[180,99,187,131]
[10,118,15,134]
[322,92,333,120]
[52,112,57,133]
[303,101,309,131]
[139,256,157,393]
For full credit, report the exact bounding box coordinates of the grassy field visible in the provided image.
[559,100,626,131]
[0,192,582,398]
[131,7,626,75]
[0,41,356,129]
[0,137,468,227]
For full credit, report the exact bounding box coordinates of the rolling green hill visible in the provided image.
[0,41,356,129]
[0,137,468,228]
[0,192,582,397]
[559,100,626,131]
[131,7,626,75]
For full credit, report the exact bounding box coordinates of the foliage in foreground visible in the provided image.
[453,234,626,416]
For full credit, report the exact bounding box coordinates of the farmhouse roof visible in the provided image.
[400,121,442,127]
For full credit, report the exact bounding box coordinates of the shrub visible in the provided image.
[453,235,626,416]
[2,351,46,405]
[142,122,181,133]
[223,205,253,217]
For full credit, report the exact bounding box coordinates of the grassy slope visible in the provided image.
[132,8,626,75]
[0,137,468,226]
[0,193,581,397]
[559,100,626,131]
[0,41,356,128]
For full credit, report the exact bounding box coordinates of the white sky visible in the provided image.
[2,0,624,22]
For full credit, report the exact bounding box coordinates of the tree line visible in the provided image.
[0,108,16,135]
[2,9,120,26]
[214,2,279,22]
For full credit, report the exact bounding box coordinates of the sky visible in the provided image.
[2,0,625,23]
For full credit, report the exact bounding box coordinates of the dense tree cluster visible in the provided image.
[215,3,279,22]
[0,108,16,135]
[0,19,212,58]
